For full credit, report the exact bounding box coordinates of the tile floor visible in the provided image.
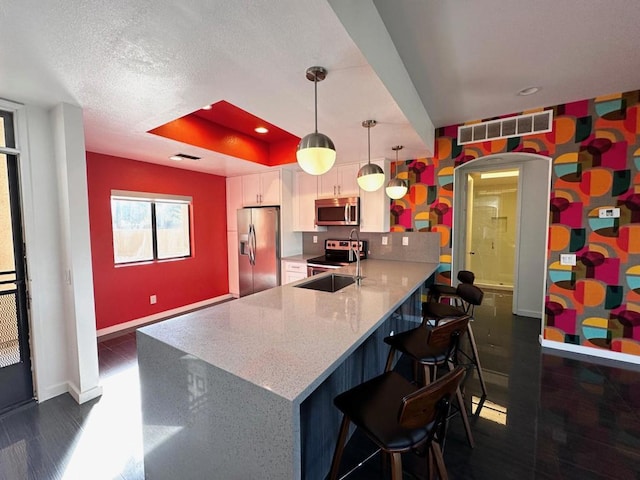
[0,290,639,479]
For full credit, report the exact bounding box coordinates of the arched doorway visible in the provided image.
[452,153,551,321]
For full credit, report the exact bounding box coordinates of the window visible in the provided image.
[111,191,192,264]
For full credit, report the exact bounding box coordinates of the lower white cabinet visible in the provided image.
[282,260,308,284]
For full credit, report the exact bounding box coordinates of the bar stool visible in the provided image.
[428,270,475,305]
[383,315,474,448]
[423,283,488,398]
[329,367,466,480]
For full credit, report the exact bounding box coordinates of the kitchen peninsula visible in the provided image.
[137,259,438,479]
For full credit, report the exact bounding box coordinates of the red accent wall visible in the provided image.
[86,152,228,330]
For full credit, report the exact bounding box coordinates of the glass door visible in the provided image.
[467,169,519,288]
[0,109,34,413]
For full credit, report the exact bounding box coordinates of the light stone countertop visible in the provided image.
[281,253,317,262]
[138,259,437,403]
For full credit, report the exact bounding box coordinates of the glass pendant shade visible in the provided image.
[386,144,407,199]
[357,163,385,191]
[297,66,336,175]
[296,132,336,175]
[357,119,384,191]
[385,177,408,199]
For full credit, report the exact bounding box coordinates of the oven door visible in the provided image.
[307,263,342,276]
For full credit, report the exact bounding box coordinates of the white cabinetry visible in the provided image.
[282,260,308,285]
[227,231,239,297]
[318,163,360,198]
[293,171,327,232]
[359,159,391,233]
[226,176,243,296]
[242,170,280,206]
[226,176,243,231]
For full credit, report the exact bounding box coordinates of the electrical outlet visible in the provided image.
[402,236,409,246]
[313,235,318,244]
[560,254,576,266]
[598,207,620,218]
[381,236,388,245]
[150,295,157,304]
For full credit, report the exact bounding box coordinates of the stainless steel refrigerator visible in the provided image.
[237,206,281,297]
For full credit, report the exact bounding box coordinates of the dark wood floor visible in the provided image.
[1,290,639,479]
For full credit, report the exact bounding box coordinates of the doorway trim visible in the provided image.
[452,153,552,323]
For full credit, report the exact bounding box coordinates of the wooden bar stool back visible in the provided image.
[328,367,466,480]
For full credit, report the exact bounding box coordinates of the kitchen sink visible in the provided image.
[295,274,356,293]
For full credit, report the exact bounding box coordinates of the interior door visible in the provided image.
[452,153,551,318]
[467,171,519,288]
[0,110,34,413]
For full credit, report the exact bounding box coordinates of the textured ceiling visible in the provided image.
[1,0,639,177]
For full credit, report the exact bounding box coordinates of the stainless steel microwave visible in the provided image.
[315,197,360,226]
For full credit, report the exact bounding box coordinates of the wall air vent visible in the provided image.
[457,110,553,145]
[169,153,201,161]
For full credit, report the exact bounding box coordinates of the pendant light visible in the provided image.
[386,145,408,199]
[357,120,385,192]
[296,66,336,175]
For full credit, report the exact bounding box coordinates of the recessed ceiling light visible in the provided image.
[254,127,269,134]
[169,155,182,161]
[201,105,212,110]
[517,87,540,96]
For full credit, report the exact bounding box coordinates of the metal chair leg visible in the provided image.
[390,452,403,480]
[431,443,449,480]
[467,322,488,397]
[329,415,351,480]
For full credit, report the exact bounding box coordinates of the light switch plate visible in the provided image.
[598,207,620,218]
[560,254,576,266]
[402,236,409,246]
[313,235,318,243]
[381,236,388,245]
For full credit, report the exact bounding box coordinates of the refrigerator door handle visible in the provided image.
[249,224,257,266]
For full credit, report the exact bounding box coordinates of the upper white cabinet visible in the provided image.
[293,171,327,232]
[318,163,360,198]
[359,159,391,233]
[242,170,281,206]
[226,176,243,231]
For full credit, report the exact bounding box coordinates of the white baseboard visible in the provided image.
[36,381,70,403]
[67,382,104,404]
[515,308,541,318]
[540,337,640,365]
[96,294,234,338]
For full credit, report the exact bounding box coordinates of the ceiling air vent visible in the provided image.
[457,110,552,145]
[169,153,201,161]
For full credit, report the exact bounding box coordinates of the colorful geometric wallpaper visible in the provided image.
[389,90,640,357]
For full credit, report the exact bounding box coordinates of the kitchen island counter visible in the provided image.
[138,259,437,479]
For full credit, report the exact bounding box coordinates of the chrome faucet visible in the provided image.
[349,228,362,285]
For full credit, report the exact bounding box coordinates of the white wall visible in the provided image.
[11,99,101,403]
[515,159,550,318]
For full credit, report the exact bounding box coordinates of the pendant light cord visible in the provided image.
[367,123,371,165]
[314,76,318,134]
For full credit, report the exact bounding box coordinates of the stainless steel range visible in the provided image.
[306,238,368,276]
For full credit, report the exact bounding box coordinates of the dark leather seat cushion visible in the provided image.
[430,284,457,297]
[384,327,448,365]
[423,301,465,319]
[333,371,434,451]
